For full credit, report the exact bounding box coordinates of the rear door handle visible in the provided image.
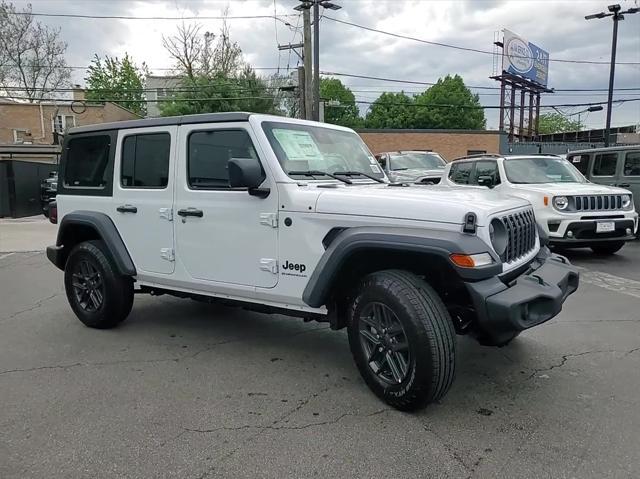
[618,183,630,188]
[177,208,204,218]
[116,204,138,213]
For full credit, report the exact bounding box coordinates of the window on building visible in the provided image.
[467,150,486,155]
[623,152,640,177]
[12,129,32,144]
[188,129,259,189]
[64,135,111,188]
[448,161,473,184]
[121,133,171,188]
[592,153,618,176]
[53,115,76,134]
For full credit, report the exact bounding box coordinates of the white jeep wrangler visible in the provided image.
[47,113,579,410]
[442,154,638,255]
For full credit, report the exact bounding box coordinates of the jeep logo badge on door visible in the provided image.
[281,260,307,277]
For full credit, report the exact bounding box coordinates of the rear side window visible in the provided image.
[449,161,473,184]
[64,135,111,188]
[592,153,618,176]
[188,129,259,189]
[623,152,640,176]
[121,133,170,188]
[567,154,590,175]
[472,160,501,185]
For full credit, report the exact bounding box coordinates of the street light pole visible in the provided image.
[585,4,638,146]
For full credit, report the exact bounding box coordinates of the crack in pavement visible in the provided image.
[422,423,475,478]
[0,327,329,376]
[0,293,62,323]
[527,347,640,380]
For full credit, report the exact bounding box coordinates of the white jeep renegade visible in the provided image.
[442,154,638,255]
[48,113,578,410]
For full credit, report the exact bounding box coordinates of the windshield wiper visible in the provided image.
[288,170,352,184]
[333,170,385,183]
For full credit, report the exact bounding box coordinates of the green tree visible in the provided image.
[537,112,582,134]
[320,77,362,127]
[365,91,415,128]
[413,75,485,129]
[85,53,148,115]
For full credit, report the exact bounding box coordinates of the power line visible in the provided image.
[323,15,640,66]
[7,11,298,22]
[345,98,640,109]
[1,95,278,103]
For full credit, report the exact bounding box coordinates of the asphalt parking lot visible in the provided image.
[1,230,639,478]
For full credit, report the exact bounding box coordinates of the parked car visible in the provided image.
[566,145,640,214]
[40,171,58,217]
[442,154,638,255]
[375,150,446,184]
[47,113,578,410]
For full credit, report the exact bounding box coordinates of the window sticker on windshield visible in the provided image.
[572,157,580,163]
[273,129,324,169]
[370,164,381,173]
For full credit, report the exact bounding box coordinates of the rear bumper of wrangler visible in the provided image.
[465,249,579,344]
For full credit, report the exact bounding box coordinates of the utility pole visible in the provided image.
[302,8,313,120]
[297,66,306,119]
[313,1,320,121]
[585,4,638,146]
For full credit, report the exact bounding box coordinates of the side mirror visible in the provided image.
[228,158,269,198]
[477,175,495,189]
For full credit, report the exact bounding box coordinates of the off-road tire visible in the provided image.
[590,241,625,255]
[347,270,456,411]
[64,240,134,329]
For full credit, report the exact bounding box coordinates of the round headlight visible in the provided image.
[622,195,631,209]
[489,218,508,257]
[553,196,569,210]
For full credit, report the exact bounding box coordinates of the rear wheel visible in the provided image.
[64,240,134,329]
[347,270,456,411]
[590,241,625,255]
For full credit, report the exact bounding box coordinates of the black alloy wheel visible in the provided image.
[71,259,105,312]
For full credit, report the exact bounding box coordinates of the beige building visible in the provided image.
[357,129,506,161]
[0,93,140,146]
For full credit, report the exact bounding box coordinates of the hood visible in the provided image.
[388,168,444,182]
[315,184,530,226]
[513,182,632,196]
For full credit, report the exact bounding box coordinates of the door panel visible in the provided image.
[620,150,640,212]
[174,123,279,288]
[112,126,176,275]
[590,152,619,187]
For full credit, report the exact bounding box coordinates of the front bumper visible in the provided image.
[466,248,579,345]
[549,218,637,245]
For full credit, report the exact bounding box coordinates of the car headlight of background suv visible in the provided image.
[553,196,569,211]
[622,194,632,209]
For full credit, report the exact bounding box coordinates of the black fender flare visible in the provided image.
[302,226,501,308]
[48,211,136,276]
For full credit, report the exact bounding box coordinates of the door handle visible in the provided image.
[618,183,630,188]
[177,208,204,218]
[116,204,138,214]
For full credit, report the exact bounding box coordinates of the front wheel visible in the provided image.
[590,241,625,255]
[347,270,456,411]
[64,240,134,329]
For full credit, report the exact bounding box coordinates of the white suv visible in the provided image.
[47,113,578,410]
[443,154,638,255]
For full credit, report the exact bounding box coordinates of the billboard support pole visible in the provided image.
[535,92,541,137]
[528,91,534,139]
[509,84,516,142]
[498,79,506,132]
[519,89,525,140]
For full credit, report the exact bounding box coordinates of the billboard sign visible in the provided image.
[502,29,549,87]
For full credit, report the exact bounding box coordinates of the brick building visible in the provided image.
[0,92,140,146]
[357,129,507,161]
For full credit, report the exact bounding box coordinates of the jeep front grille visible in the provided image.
[501,209,537,263]
[573,195,624,211]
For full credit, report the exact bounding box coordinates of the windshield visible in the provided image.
[504,157,587,184]
[261,121,385,180]
[389,152,446,171]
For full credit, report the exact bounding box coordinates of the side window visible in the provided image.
[592,153,618,176]
[376,154,387,169]
[121,133,171,188]
[64,135,111,188]
[449,161,473,184]
[567,154,590,175]
[623,152,640,177]
[188,129,259,189]
[472,160,501,185]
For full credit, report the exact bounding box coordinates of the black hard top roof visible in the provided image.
[68,112,252,135]
[567,145,640,155]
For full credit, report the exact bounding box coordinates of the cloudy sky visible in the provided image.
[12,0,640,129]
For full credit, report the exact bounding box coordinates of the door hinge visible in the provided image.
[159,208,173,221]
[260,258,278,274]
[160,248,175,262]
[259,213,278,228]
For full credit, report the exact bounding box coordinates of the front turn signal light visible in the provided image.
[543,196,549,206]
[450,253,494,268]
